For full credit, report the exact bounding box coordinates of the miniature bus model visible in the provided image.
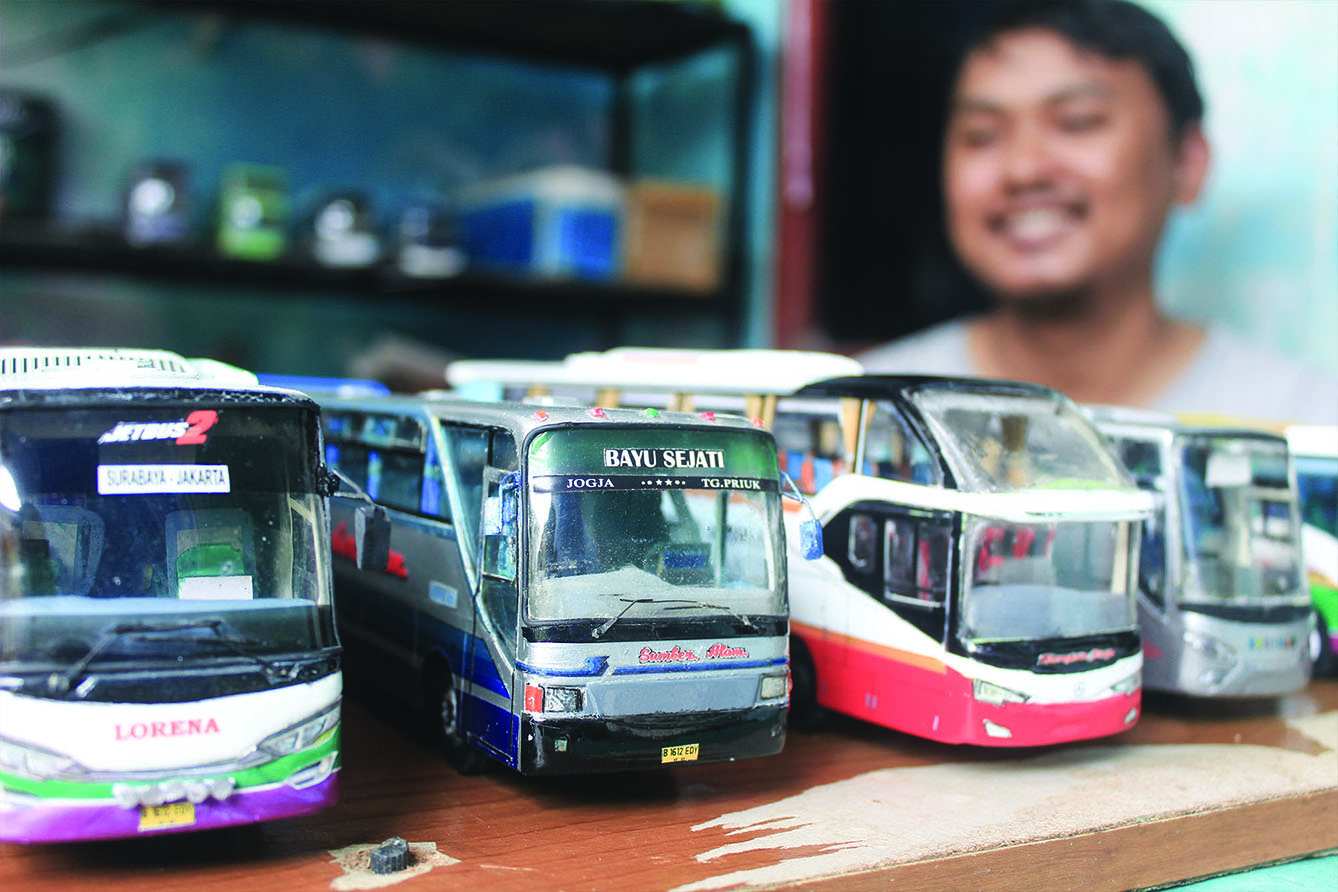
[1090,408,1313,696]
[448,350,1152,747]
[0,348,341,843]
[1286,425,1338,675]
[315,392,798,773]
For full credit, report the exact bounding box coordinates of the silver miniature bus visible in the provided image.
[1091,408,1312,696]
[316,393,796,773]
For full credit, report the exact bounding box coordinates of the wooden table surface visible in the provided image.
[5,679,1337,892]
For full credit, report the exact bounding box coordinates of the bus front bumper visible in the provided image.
[519,706,786,775]
[0,771,338,844]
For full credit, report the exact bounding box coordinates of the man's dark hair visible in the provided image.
[961,0,1205,137]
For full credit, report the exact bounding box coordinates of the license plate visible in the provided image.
[139,801,196,832]
[661,743,699,764]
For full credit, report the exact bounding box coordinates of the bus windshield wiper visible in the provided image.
[47,620,283,698]
[661,600,757,631]
[141,629,297,684]
[593,598,757,639]
[592,598,656,639]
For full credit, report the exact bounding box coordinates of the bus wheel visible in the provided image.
[426,667,485,774]
[788,644,825,731]
[1313,613,1336,677]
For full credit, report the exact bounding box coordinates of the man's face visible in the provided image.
[943,28,1202,306]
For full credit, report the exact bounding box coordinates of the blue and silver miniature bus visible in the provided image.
[317,393,797,773]
[0,348,341,842]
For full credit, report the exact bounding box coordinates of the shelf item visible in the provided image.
[458,166,624,283]
[624,180,723,292]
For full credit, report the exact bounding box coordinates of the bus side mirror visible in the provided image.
[355,505,391,571]
[483,471,520,536]
[800,518,824,561]
[319,467,341,498]
[780,469,824,561]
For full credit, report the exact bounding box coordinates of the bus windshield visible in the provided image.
[0,402,335,699]
[523,427,784,625]
[1178,436,1305,607]
[1295,454,1338,537]
[960,518,1138,643]
[912,389,1129,493]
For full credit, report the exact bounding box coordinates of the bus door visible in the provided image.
[464,443,521,765]
[1107,430,1177,682]
[392,421,476,712]
[326,411,433,697]
[825,504,953,723]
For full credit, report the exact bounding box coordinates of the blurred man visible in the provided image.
[859,0,1338,425]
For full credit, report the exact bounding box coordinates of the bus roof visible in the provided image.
[317,391,772,441]
[0,347,271,394]
[793,374,1062,402]
[1087,404,1292,446]
[1083,403,1180,428]
[1286,424,1337,459]
[446,347,863,396]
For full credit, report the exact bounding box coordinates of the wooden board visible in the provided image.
[4,680,1336,892]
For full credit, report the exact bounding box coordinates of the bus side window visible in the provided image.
[325,412,372,492]
[773,412,844,495]
[421,431,449,521]
[442,425,491,531]
[480,470,519,658]
[864,403,941,486]
[884,517,915,595]
[884,516,949,606]
[1140,503,1167,608]
[915,520,951,602]
[1117,437,1162,487]
[1111,436,1167,605]
[377,449,425,514]
[848,513,877,572]
[491,430,518,471]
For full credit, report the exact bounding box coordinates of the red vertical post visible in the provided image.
[774,0,831,348]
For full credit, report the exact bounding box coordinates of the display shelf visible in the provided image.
[153,0,750,73]
[3,680,1335,891]
[3,0,757,348]
[0,220,723,310]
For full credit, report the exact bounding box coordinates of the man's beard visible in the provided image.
[993,286,1095,323]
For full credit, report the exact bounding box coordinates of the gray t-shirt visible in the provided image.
[858,319,1338,426]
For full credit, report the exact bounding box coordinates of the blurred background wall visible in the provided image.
[1147,0,1337,375]
[1,0,1332,380]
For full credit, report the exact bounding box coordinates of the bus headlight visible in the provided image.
[525,684,584,715]
[759,674,788,701]
[1183,631,1236,666]
[0,736,80,780]
[259,703,340,757]
[973,679,1030,705]
[1110,670,1141,696]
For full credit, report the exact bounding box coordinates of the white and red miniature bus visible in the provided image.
[448,349,1151,746]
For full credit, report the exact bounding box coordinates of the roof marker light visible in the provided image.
[700,411,716,422]
[588,407,608,419]
[534,410,549,421]
[751,416,765,427]
[643,408,660,418]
